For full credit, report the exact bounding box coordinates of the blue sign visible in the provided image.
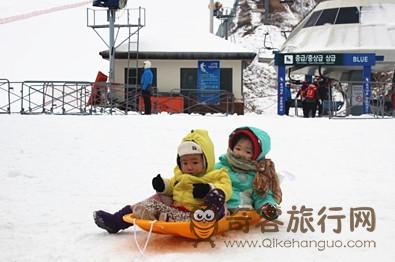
[277,66,286,115]
[343,54,376,66]
[363,66,372,114]
[275,52,377,116]
[197,60,220,105]
[275,53,377,66]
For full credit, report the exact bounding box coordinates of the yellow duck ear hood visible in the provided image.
[179,129,215,173]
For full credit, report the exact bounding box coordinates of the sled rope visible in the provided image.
[132,219,157,257]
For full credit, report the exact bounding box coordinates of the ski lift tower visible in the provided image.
[87,0,145,88]
[209,1,235,40]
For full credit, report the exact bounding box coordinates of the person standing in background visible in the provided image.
[296,81,309,117]
[141,60,153,115]
[304,81,318,118]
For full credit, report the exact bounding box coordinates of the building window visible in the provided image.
[124,67,157,88]
[180,68,196,90]
[221,68,233,93]
[315,8,339,26]
[304,10,322,28]
[304,7,360,28]
[180,68,233,92]
[335,7,359,24]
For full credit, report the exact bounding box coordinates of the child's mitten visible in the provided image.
[152,174,165,192]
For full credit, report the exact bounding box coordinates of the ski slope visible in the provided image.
[0,114,394,261]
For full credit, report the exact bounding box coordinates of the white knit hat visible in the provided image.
[177,141,203,156]
[143,60,151,68]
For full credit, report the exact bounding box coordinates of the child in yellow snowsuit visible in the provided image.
[94,129,231,233]
[133,129,232,221]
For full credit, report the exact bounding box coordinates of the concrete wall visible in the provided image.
[113,59,244,99]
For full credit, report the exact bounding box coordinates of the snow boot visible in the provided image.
[204,188,226,219]
[93,205,133,234]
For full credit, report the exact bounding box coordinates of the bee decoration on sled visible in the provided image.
[190,207,218,248]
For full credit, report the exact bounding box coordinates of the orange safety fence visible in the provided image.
[138,96,184,113]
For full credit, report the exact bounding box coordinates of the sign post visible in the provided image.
[277,65,286,115]
[363,66,371,114]
[274,53,377,116]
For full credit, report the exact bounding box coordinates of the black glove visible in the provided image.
[192,183,210,199]
[152,174,165,192]
[260,204,281,221]
[204,188,225,208]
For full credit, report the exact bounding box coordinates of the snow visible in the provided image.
[117,32,253,54]
[1,2,395,260]
[0,0,241,82]
[281,0,395,63]
[0,1,106,82]
[1,114,394,261]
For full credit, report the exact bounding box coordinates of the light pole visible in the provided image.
[92,0,128,85]
[209,0,214,33]
[108,8,116,85]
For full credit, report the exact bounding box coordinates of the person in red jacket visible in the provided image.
[296,81,309,117]
[304,82,318,118]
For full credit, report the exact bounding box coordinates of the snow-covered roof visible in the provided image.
[97,0,255,61]
[99,23,255,60]
[281,0,395,71]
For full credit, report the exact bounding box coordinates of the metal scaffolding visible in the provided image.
[87,6,145,113]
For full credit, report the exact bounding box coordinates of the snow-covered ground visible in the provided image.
[1,2,394,260]
[1,114,394,261]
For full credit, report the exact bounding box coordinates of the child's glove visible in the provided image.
[204,189,226,219]
[204,188,225,208]
[192,183,210,198]
[260,203,281,221]
[152,174,165,192]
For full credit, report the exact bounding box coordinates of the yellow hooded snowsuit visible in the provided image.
[162,129,231,211]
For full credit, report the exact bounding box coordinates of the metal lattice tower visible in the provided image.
[87,4,145,86]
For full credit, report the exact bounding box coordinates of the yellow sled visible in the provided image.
[123,209,262,240]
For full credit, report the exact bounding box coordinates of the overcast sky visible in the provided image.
[0,0,230,81]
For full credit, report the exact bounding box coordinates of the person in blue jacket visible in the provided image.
[215,127,282,221]
[140,60,153,114]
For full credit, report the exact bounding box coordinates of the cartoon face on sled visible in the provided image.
[190,207,218,240]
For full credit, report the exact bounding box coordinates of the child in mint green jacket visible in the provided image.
[215,127,282,220]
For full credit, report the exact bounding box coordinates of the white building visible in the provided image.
[280,0,395,80]
[99,31,256,114]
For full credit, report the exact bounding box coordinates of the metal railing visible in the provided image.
[290,80,394,118]
[170,89,235,115]
[330,81,394,119]
[0,80,237,115]
[20,81,92,114]
[0,79,11,114]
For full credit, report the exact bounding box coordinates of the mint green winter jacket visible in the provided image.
[214,127,277,211]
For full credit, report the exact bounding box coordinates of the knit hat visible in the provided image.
[228,128,262,160]
[177,141,203,157]
[143,60,151,69]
